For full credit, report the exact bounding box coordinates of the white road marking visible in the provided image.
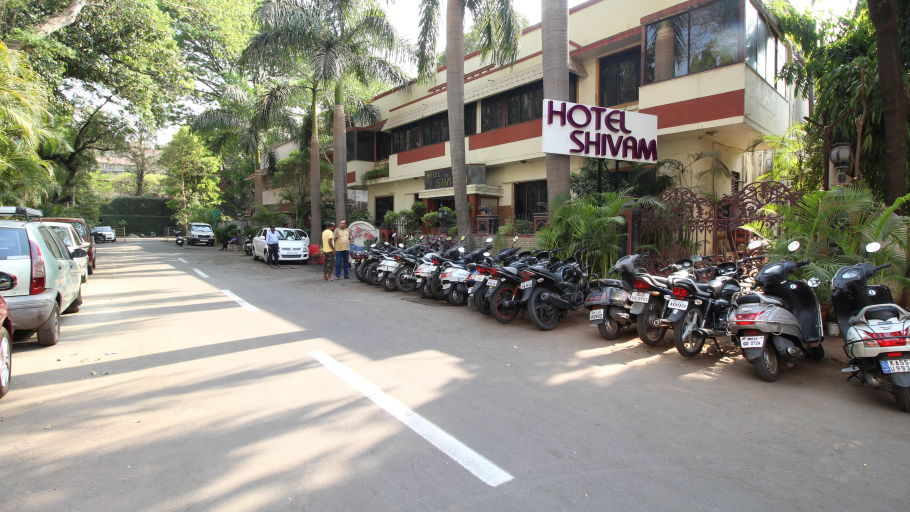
[177,258,188,263]
[310,350,513,487]
[192,268,209,279]
[221,289,259,312]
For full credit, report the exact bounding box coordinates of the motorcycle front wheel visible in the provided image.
[395,269,417,292]
[473,286,492,315]
[636,301,668,346]
[491,284,520,324]
[673,308,705,358]
[528,287,560,331]
[446,285,467,306]
[382,273,397,292]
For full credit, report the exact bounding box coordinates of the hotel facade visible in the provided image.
[254,0,806,229]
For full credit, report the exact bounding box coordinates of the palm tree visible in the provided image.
[417,0,521,245]
[542,0,570,214]
[244,0,410,229]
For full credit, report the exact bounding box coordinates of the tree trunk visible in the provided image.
[309,93,322,237]
[31,0,87,37]
[867,0,908,202]
[543,0,570,214]
[333,81,348,224]
[446,0,471,245]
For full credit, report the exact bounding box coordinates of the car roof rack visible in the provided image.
[0,206,44,220]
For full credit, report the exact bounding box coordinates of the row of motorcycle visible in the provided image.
[351,235,910,412]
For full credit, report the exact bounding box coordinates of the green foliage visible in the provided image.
[214,224,240,244]
[0,42,56,206]
[437,206,455,227]
[742,186,910,300]
[513,218,534,234]
[410,201,426,217]
[381,210,399,228]
[770,1,910,202]
[160,127,221,227]
[570,158,674,198]
[749,123,824,194]
[364,165,389,181]
[447,226,458,236]
[422,211,439,227]
[537,191,642,276]
[250,205,286,227]
[98,196,175,234]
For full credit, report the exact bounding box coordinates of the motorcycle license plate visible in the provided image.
[589,309,604,321]
[880,359,910,374]
[631,292,650,303]
[519,280,533,290]
[442,283,451,290]
[740,335,765,348]
[487,279,499,287]
[667,299,689,311]
[416,278,424,284]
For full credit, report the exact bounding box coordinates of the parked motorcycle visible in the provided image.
[667,254,765,357]
[585,254,642,340]
[243,236,253,256]
[440,238,493,306]
[525,251,590,331]
[469,237,521,315]
[831,242,910,412]
[630,261,677,346]
[486,250,561,324]
[727,241,824,382]
[175,230,185,247]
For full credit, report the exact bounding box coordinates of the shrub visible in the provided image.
[214,225,240,243]
[422,211,439,227]
[381,211,399,228]
[364,164,389,182]
[448,226,458,236]
[411,201,427,217]
[514,218,534,234]
[437,206,455,226]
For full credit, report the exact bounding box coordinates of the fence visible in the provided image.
[636,181,799,269]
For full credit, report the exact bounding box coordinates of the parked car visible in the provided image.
[187,222,215,246]
[92,225,116,243]
[0,207,85,346]
[251,227,310,263]
[0,275,13,399]
[44,217,96,274]
[42,222,90,283]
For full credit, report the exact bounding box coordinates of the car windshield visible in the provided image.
[191,225,213,233]
[294,229,308,239]
[279,229,302,241]
[95,226,113,232]
[0,227,28,260]
[68,222,87,238]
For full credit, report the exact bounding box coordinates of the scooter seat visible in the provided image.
[695,283,715,295]
[597,278,624,288]
[736,293,787,308]
[652,276,670,286]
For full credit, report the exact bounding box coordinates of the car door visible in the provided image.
[253,228,266,255]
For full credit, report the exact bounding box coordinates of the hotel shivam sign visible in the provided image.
[541,99,658,164]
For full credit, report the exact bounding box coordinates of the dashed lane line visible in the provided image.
[192,268,210,279]
[221,289,259,312]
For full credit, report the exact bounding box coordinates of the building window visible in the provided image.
[346,131,376,162]
[745,0,787,92]
[480,80,543,132]
[390,104,477,154]
[513,180,548,220]
[600,48,641,106]
[375,196,394,226]
[569,73,578,103]
[645,0,739,83]
[464,102,477,136]
[376,132,391,161]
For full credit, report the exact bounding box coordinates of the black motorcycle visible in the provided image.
[585,254,642,340]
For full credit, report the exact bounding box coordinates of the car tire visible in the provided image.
[0,327,11,399]
[64,288,82,314]
[37,303,61,346]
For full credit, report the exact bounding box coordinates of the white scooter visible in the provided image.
[832,242,910,412]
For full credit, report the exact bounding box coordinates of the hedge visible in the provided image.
[99,197,176,234]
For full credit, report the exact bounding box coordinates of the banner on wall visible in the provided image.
[541,99,658,164]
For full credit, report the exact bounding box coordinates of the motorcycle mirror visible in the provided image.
[865,242,882,254]
[485,237,493,243]
[807,277,821,288]
[787,241,801,252]
[392,232,397,237]
[458,247,465,253]
[398,243,404,248]
[747,240,765,250]
[460,235,466,241]
[483,252,490,257]
[512,235,519,242]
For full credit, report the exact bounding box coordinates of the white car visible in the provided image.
[252,227,310,263]
[42,222,90,283]
[92,226,116,242]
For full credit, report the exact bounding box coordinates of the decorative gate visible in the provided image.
[636,181,799,269]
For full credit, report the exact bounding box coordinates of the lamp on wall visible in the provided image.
[830,143,854,185]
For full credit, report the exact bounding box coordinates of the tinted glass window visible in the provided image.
[464,102,477,136]
[481,98,504,132]
[600,48,641,106]
[70,222,88,238]
[48,226,74,247]
[0,227,29,260]
[514,180,548,220]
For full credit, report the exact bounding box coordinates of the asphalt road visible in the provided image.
[1,239,908,512]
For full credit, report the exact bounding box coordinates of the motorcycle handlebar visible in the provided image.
[796,261,810,268]
[874,263,892,272]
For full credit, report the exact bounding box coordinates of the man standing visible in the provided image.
[265,225,281,267]
[333,219,351,279]
[322,221,335,280]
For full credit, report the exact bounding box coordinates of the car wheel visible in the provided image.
[64,287,82,314]
[37,303,61,346]
[0,327,11,399]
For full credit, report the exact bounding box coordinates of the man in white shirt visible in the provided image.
[265,225,281,267]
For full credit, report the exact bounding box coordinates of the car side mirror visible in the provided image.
[0,272,16,291]
[71,248,87,258]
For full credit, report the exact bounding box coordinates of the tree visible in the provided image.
[417,0,521,245]
[542,0,570,215]
[0,41,56,206]
[160,127,221,227]
[866,0,908,203]
[126,120,158,196]
[242,0,409,225]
